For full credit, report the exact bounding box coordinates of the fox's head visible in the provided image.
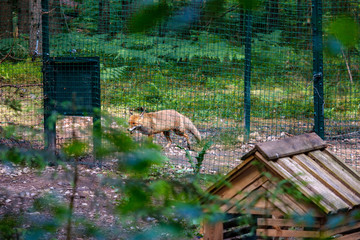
[128,111,144,134]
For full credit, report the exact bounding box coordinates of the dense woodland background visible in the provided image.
[0,0,360,238]
[1,0,360,166]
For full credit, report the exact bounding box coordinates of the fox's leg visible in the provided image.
[163,131,172,148]
[174,130,192,150]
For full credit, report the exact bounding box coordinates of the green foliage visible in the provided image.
[144,82,163,104]
[238,0,262,10]
[23,195,68,239]
[178,140,213,174]
[0,113,216,239]
[164,33,245,62]
[253,30,311,77]
[4,98,22,112]
[206,77,227,90]
[0,214,23,239]
[203,0,226,19]
[101,65,129,82]
[217,127,243,147]
[1,115,359,238]
[0,60,42,83]
[327,16,360,49]
[50,32,244,64]
[67,0,99,32]
[0,38,29,60]
[0,125,48,168]
[1,2,358,135]
[33,194,68,222]
[63,140,88,158]
[97,115,138,154]
[129,1,171,33]
[2,1,360,237]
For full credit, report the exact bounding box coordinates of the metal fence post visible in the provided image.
[312,0,325,139]
[244,10,253,142]
[42,0,56,150]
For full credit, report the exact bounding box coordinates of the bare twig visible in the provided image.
[8,55,28,61]
[327,130,360,140]
[66,94,80,240]
[42,8,55,15]
[66,159,78,240]
[341,48,353,84]
[0,83,42,88]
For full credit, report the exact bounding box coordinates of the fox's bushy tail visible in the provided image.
[185,118,201,142]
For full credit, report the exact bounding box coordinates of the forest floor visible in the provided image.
[1,128,360,239]
[0,159,135,239]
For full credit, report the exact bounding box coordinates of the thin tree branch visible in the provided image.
[66,94,80,240]
[0,83,42,88]
[341,48,353,84]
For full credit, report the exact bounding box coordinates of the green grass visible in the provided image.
[1,56,358,125]
[0,59,42,84]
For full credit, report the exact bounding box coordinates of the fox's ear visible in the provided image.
[129,111,133,116]
[140,107,145,117]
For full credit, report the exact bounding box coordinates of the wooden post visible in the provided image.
[202,222,223,240]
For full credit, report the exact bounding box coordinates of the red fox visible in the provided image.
[128,109,201,149]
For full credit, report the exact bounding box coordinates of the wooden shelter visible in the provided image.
[202,133,360,239]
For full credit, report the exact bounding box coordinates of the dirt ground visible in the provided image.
[0,155,207,239]
[0,160,130,239]
[0,135,204,239]
[1,124,360,239]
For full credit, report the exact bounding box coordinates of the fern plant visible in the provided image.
[100,65,129,82]
[0,38,29,60]
[50,32,245,65]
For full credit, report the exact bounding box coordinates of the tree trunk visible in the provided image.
[0,0,14,38]
[297,0,301,37]
[30,0,42,56]
[98,0,110,34]
[266,0,279,33]
[49,0,63,34]
[18,0,30,35]
[121,0,130,22]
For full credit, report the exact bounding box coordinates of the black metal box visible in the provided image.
[44,57,100,116]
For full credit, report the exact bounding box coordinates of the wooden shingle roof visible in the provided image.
[209,133,360,215]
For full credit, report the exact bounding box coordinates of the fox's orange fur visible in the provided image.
[128,109,201,149]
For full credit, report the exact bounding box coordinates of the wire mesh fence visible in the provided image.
[0,0,359,173]
[322,0,360,169]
